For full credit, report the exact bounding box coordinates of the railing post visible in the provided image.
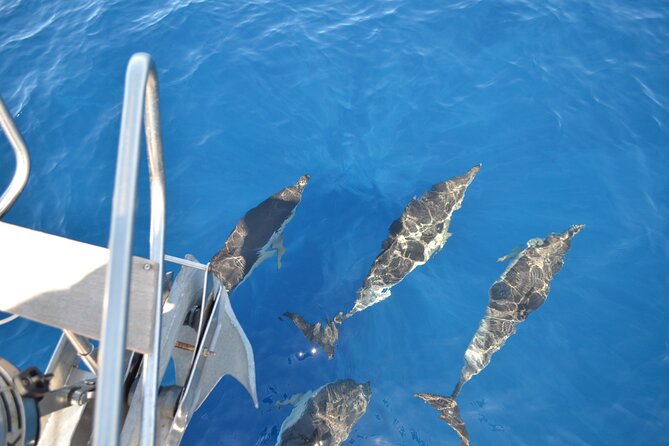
[0,95,31,218]
[93,53,166,446]
[141,57,166,446]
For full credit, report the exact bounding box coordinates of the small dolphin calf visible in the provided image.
[415,224,584,446]
[285,165,480,358]
[275,379,371,446]
[210,174,310,293]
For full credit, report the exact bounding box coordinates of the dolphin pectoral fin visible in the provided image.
[283,312,340,359]
[497,245,522,263]
[415,393,469,446]
[272,233,286,270]
[275,392,305,409]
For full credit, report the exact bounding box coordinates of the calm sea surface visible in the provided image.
[1,1,668,445]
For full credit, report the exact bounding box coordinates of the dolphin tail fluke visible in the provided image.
[282,312,340,359]
[415,393,469,446]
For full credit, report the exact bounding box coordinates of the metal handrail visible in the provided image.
[165,254,209,271]
[93,53,166,446]
[0,95,31,218]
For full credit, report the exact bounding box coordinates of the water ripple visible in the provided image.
[0,1,668,445]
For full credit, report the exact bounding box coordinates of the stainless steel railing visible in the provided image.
[93,53,166,446]
[0,95,31,218]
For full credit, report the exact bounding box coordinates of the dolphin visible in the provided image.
[275,379,372,446]
[172,175,310,384]
[415,224,584,445]
[210,174,310,293]
[284,165,481,358]
[340,164,481,321]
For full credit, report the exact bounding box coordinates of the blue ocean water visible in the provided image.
[1,1,668,445]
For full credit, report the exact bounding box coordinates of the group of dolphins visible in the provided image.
[203,165,583,445]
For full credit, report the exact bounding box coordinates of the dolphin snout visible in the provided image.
[296,174,310,187]
[361,382,372,398]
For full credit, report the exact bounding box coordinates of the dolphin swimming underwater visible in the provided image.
[342,164,481,320]
[210,174,310,293]
[415,224,584,446]
[165,175,310,429]
[284,165,481,358]
[275,379,372,446]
